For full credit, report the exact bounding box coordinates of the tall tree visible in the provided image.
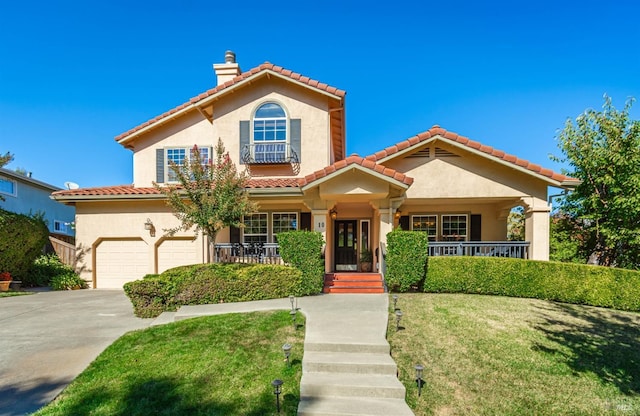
[0,152,12,169]
[555,95,640,268]
[154,139,257,259]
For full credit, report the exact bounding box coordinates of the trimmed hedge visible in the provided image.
[385,229,429,292]
[26,253,77,287]
[277,230,325,295]
[0,209,49,280]
[426,256,640,312]
[124,263,303,318]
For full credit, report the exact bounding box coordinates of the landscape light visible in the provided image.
[415,364,424,396]
[395,309,403,331]
[271,379,283,413]
[282,343,292,367]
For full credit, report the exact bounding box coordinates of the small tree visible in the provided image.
[555,95,640,268]
[154,139,257,260]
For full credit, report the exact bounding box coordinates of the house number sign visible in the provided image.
[314,215,326,232]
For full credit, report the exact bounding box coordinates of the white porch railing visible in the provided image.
[213,243,284,264]
[428,241,530,259]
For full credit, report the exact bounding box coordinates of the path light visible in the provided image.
[392,294,399,310]
[289,295,295,311]
[290,309,297,329]
[271,379,283,413]
[415,364,424,396]
[395,309,403,331]
[282,343,292,367]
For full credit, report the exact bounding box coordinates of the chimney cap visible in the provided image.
[225,50,236,64]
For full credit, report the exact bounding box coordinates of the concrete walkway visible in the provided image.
[0,290,152,416]
[158,294,414,416]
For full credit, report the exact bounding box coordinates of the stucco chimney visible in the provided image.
[213,50,241,86]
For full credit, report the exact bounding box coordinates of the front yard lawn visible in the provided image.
[389,293,640,416]
[34,310,304,416]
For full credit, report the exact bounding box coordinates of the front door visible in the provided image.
[335,220,357,271]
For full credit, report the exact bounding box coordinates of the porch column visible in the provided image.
[524,204,551,261]
[312,209,331,273]
[378,208,394,245]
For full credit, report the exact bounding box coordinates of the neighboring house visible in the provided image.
[52,51,578,289]
[0,168,75,240]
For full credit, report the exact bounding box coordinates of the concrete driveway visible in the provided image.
[0,289,151,416]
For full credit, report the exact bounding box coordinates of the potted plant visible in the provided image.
[360,249,373,272]
[0,272,12,292]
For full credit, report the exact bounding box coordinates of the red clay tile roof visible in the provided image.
[115,62,346,143]
[52,179,304,198]
[365,125,577,184]
[299,155,414,187]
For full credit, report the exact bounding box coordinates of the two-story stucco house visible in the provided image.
[52,52,578,289]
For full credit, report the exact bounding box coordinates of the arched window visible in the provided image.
[253,103,287,162]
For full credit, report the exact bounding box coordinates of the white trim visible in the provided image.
[0,175,17,197]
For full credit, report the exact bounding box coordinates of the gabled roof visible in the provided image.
[115,62,346,145]
[300,154,413,190]
[366,125,579,186]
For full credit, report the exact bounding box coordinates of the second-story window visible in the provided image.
[253,103,287,163]
[165,147,210,183]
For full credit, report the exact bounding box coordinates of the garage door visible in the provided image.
[157,238,200,273]
[96,240,148,289]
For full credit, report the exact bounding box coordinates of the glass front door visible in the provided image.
[334,220,357,271]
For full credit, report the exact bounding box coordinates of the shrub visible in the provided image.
[26,253,74,287]
[426,256,640,312]
[385,229,429,292]
[51,272,88,290]
[277,231,325,295]
[124,263,303,318]
[0,209,49,281]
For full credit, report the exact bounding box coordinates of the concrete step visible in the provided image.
[300,372,406,399]
[304,341,390,354]
[303,351,398,375]
[298,396,414,416]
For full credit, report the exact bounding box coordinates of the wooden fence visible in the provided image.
[49,236,76,267]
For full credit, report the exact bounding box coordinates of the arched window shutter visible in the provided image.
[239,120,250,164]
[290,119,301,162]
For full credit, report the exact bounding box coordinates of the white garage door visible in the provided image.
[157,238,200,273]
[96,240,148,289]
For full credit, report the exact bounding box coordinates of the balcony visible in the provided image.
[241,143,300,174]
[428,241,530,259]
[213,243,284,264]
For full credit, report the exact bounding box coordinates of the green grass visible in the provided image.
[34,310,305,416]
[0,291,32,297]
[388,293,640,416]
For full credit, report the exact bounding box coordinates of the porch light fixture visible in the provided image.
[271,379,283,413]
[395,309,403,331]
[330,209,337,220]
[282,343,292,367]
[394,209,402,219]
[415,364,425,396]
[144,218,155,237]
[392,294,399,310]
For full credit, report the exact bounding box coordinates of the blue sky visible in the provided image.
[1,0,639,189]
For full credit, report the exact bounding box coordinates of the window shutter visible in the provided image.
[156,149,164,183]
[230,225,241,243]
[470,214,482,241]
[300,212,311,231]
[290,119,301,162]
[239,120,250,164]
[399,216,410,230]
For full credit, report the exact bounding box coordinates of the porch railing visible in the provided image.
[428,241,530,259]
[213,243,284,264]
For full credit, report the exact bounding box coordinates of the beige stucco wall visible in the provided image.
[74,200,207,287]
[131,77,334,187]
